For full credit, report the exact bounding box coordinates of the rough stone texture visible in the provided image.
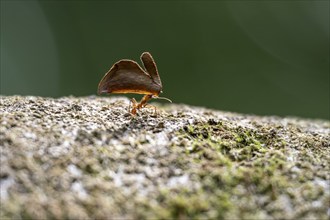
[0,95,329,219]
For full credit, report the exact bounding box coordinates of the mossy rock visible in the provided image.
[0,96,329,219]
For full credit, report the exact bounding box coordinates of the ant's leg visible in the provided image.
[144,103,158,115]
[136,94,153,110]
[128,98,136,111]
[130,94,153,115]
[129,98,138,115]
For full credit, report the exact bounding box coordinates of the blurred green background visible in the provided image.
[1,1,329,119]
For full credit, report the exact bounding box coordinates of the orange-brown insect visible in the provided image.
[97,52,171,114]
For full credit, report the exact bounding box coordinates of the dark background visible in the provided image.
[1,1,329,119]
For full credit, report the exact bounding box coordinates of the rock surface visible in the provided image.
[0,95,329,219]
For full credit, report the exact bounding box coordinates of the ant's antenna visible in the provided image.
[153,96,172,103]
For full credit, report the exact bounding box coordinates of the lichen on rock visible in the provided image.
[0,95,329,219]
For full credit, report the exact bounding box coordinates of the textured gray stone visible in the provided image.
[0,95,329,219]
